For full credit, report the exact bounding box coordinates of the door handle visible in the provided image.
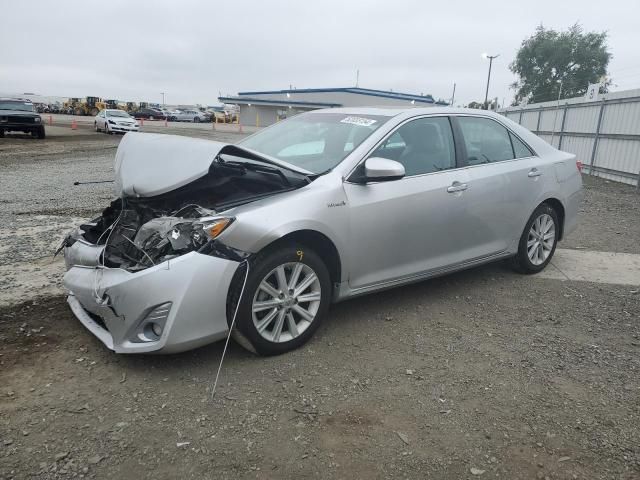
[447,182,468,193]
[528,168,543,178]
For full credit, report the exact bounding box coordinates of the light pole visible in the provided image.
[160,92,165,107]
[482,53,499,110]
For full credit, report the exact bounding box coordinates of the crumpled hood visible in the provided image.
[114,133,311,198]
[114,133,226,197]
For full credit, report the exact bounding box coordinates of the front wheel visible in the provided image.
[193,117,200,123]
[511,203,559,274]
[228,245,331,356]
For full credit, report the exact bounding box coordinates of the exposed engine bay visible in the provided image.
[63,155,310,271]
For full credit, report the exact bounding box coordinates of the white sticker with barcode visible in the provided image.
[340,116,377,127]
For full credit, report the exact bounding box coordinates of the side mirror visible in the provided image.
[364,157,405,182]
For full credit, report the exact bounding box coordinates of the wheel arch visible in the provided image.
[540,197,566,240]
[259,229,342,288]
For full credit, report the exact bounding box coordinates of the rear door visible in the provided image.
[453,115,546,253]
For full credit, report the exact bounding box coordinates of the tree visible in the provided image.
[467,100,499,110]
[510,24,611,104]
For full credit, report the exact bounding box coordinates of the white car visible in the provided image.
[95,109,140,134]
[168,109,208,123]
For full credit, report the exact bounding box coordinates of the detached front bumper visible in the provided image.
[63,242,239,354]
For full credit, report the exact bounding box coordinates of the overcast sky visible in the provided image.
[2,0,639,107]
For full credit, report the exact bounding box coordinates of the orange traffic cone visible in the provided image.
[71,119,77,130]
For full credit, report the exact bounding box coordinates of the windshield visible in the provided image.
[239,112,390,173]
[0,101,35,112]
[106,110,131,118]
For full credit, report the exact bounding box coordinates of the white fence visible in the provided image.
[499,88,640,188]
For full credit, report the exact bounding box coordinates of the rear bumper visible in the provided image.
[63,244,239,354]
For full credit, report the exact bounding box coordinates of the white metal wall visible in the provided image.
[499,89,640,187]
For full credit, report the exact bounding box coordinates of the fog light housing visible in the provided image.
[151,322,163,337]
[132,302,172,343]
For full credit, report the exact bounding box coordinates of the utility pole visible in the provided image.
[550,80,563,144]
[161,92,165,106]
[482,53,500,110]
[450,82,456,106]
[356,69,360,87]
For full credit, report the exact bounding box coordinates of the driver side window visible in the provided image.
[371,117,456,176]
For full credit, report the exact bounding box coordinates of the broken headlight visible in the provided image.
[184,217,234,250]
[133,216,234,264]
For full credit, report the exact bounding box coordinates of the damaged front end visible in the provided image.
[61,133,310,353]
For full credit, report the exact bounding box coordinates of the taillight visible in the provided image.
[576,160,583,172]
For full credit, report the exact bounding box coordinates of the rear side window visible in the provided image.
[510,132,534,158]
[457,117,514,165]
[372,117,455,176]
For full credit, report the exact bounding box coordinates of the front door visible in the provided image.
[343,116,475,290]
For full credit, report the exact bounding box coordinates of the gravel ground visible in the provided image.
[1,130,639,479]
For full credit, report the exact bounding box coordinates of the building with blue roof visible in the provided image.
[218,87,448,126]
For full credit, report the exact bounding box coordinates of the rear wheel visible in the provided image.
[228,245,331,356]
[0,129,4,138]
[511,203,559,274]
[193,117,200,123]
[36,126,45,139]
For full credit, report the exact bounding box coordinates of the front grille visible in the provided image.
[7,115,34,124]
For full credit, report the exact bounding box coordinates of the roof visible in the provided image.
[234,87,439,104]
[217,96,341,108]
[295,106,508,118]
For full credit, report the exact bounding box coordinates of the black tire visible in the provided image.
[193,117,200,123]
[0,129,4,138]
[37,126,45,139]
[95,122,100,132]
[170,116,176,122]
[228,244,331,356]
[510,203,559,274]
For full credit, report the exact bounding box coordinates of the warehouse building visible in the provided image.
[218,87,448,127]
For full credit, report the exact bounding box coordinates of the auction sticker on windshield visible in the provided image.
[340,116,377,127]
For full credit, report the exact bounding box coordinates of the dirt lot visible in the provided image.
[1,127,639,480]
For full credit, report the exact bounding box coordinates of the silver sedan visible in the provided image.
[167,109,208,122]
[61,107,583,355]
[94,109,139,134]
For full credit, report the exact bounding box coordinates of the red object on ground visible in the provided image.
[71,119,77,130]
[48,115,53,126]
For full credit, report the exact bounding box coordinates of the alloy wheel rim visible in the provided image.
[251,262,321,343]
[527,213,555,265]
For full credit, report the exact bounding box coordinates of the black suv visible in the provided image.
[0,98,45,139]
